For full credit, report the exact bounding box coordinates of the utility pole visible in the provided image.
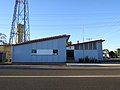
[9,0,30,44]
[83,25,85,60]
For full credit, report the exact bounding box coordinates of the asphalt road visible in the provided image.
[0,66,120,90]
[0,77,120,90]
[0,68,120,76]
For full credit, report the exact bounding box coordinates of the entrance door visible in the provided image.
[66,50,74,63]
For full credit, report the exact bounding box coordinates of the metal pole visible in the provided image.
[83,25,85,61]
[24,0,26,42]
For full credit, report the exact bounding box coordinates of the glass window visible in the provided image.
[32,49,37,54]
[85,43,89,50]
[80,44,83,50]
[75,45,79,50]
[89,43,92,50]
[93,42,97,50]
[53,49,58,55]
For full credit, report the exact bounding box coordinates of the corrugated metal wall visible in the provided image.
[13,38,67,63]
[74,41,103,62]
[74,50,99,62]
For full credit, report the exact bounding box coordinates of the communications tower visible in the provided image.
[9,0,30,44]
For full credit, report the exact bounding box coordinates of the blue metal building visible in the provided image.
[67,40,105,62]
[12,35,70,63]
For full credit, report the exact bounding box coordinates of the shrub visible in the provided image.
[79,56,98,63]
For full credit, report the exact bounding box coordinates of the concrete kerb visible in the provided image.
[66,63,120,67]
[0,63,120,70]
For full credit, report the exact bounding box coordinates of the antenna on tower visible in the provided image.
[9,0,30,44]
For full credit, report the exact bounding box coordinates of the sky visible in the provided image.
[0,0,120,51]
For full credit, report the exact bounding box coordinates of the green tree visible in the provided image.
[116,48,120,56]
[103,49,109,53]
[109,51,118,58]
[67,41,72,46]
[0,33,7,45]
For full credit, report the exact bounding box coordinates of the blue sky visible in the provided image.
[0,0,120,51]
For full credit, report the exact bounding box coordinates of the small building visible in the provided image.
[0,45,12,63]
[12,35,70,63]
[67,40,105,62]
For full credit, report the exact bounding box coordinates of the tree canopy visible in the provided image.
[0,33,7,45]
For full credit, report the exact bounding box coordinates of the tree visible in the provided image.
[0,33,7,45]
[109,51,118,58]
[67,41,72,46]
[116,48,120,56]
[103,49,109,54]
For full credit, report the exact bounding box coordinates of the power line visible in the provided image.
[1,20,120,26]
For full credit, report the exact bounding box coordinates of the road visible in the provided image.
[0,65,120,90]
[0,77,120,90]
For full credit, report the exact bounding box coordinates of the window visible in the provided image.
[31,49,59,55]
[80,44,83,50]
[89,43,92,50]
[85,43,89,50]
[53,49,58,55]
[75,45,79,50]
[31,49,37,54]
[93,42,97,50]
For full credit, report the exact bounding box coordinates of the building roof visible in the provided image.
[68,39,105,46]
[13,34,70,46]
